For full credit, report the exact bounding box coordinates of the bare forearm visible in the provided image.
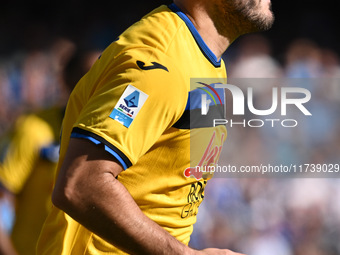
[52,139,243,255]
[54,172,192,255]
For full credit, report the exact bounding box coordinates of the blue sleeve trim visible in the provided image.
[71,128,131,170]
[103,145,128,170]
[168,3,221,68]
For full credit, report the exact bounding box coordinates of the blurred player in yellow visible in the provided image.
[0,44,100,255]
[0,106,65,255]
[37,0,274,254]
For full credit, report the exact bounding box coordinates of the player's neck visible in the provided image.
[174,0,239,59]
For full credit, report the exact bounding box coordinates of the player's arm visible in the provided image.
[52,138,244,255]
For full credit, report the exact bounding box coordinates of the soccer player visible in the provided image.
[0,45,100,255]
[37,0,274,254]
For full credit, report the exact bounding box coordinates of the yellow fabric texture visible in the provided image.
[37,5,227,255]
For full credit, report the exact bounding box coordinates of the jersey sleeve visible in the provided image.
[70,47,188,169]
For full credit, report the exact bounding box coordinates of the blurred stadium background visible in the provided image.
[1,1,340,254]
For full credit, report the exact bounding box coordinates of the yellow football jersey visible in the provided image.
[0,107,63,255]
[37,4,227,254]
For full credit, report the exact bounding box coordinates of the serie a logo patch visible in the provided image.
[110,85,148,128]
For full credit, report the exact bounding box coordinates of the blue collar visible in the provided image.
[168,3,221,68]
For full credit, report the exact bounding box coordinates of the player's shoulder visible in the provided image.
[13,111,56,140]
[120,5,184,52]
[78,5,190,100]
[101,4,187,63]
[97,46,188,104]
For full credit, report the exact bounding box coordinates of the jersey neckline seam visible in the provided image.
[168,3,221,68]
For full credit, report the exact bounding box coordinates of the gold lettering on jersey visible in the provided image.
[181,180,207,219]
[181,131,225,218]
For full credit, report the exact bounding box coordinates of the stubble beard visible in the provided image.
[236,0,275,32]
[212,0,275,39]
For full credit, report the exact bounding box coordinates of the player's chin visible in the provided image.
[253,12,275,31]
